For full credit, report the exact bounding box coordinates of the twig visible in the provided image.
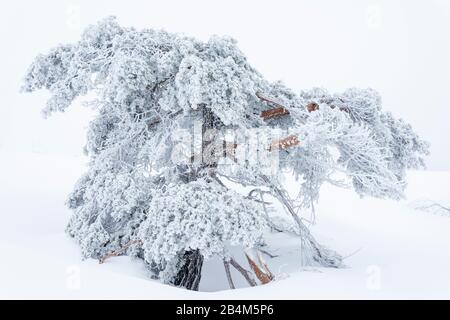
[99,239,143,264]
[260,175,342,268]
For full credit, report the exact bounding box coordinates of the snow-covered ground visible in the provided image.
[1,151,449,299]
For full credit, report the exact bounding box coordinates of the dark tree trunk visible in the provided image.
[172,249,204,291]
[172,107,221,291]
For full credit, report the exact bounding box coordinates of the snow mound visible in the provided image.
[1,152,449,299]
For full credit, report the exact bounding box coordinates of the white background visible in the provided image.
[0,0,449,169]
[1,0,450,298]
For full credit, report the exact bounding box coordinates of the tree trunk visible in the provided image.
[171,249,204,291]
[172,107,221,291]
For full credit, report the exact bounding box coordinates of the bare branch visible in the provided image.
[228,257,257,287]
[223,260,235,289]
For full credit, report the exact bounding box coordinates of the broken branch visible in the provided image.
[245,253,272,284]
[261,107,290,121]
[257,251,275,280]
[257,91,291,121]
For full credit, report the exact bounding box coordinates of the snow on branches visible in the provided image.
[23,17,429,290]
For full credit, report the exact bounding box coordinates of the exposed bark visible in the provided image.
[257,250,275,280]
[245,253,272,285]
[172,107,222,291]
[261,107,290,120]
[256,91,291,121]
[229,257,257,287]
[306,102,319,112]
[172,249,204,291]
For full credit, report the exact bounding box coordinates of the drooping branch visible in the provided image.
[99,239,143,264]
[249,189,284,232]
[260,175,342,268]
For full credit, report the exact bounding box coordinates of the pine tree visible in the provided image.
[22,17,429,290]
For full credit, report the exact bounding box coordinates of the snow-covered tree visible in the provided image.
[22,17,429,290]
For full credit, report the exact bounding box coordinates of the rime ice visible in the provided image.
[23,17,429,291]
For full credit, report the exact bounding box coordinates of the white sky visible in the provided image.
[0,0,449,170]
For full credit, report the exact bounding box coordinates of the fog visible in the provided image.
[1,0,448,170]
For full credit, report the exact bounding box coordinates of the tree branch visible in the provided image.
[256,91,291,120]
[223,260,235,289]
[256,91,287,109]
[99,239,143,264]
[258,248,279,259]
[245,253,272,284]
[257,250,275,280]
[228,257,257,287]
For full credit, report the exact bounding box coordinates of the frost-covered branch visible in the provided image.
[23,17,428,291]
